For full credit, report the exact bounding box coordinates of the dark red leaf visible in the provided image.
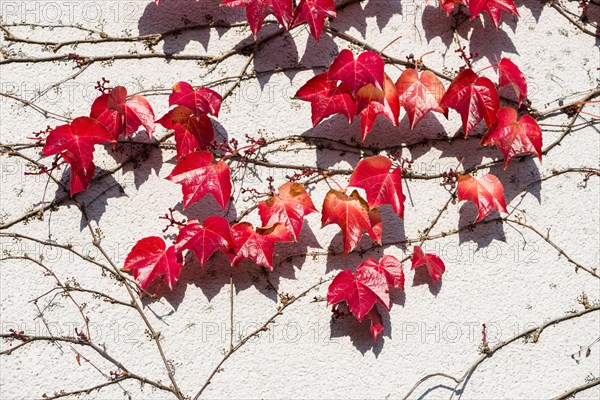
[355,74,400,139]
[293,0,336,41]
[157,106,215,159]
[295,72,356,126]
[367,306,384,341]
[230,222,293,269]
[169,82,222,117]
[327,49,385,93]
[467,0,519,29]
[221,0,293,37]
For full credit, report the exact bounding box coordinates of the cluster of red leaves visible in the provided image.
[441,0,519,29]
[296,51,542,171]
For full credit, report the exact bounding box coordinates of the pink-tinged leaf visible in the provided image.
[103,86,155,138]
[174,217,233,267]
[440,69,499,136]
[357,255,405,290]
[169,82,222,117]
[166,151,232,210]
[396,68,448,129]
[295,72,356,126]
[498,58,527,106]
[349,156,405,218]
[327,268,390,321]
[293,0,336,41]
[367,306,384,341]
[440,0,466,15]
[43,117,114,195]
[481,107,542,168]
[230,222,293,270]
[327,49,385,93]
[258,182,317,241]
[467,0,519,29]
[356,74,400,139]
[157,106,215,159]
[411,246,446,283]
[221,0,293,37]
[122,237,183,291]
[457,173,508,221]
[321,189,382,254]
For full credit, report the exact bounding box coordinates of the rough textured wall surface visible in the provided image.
[0,0,599,399]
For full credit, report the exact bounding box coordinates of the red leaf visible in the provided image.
[174,217,232,267]
[481,107,542,168]
[367,306,384,341]
[166,151,232,210]
[230,222,293,269]
[327,268,389,321]
[90,87,155,139]
[411,245,446,283]
[293,0,336,41]
[169,82,222,117]
[440,69,499,136]
[348,156,405,218]
[355,74,400,139]
[321,189,382,254]
[221,0,293,37]
[327,49,385,93]
[457,173,508,221]
[396,68,448,129]
[440,0,466,15]
[357,256,405,291]
[295,72,356,126]
[467,0,519,29]
[157,106,215,159]
[498,58,527,106]
[89,93,121,141]
[43,117,113,195]
[122,237,183,291]
[258,182,317,241]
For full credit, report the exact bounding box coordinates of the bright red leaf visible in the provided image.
[467,0,519,29]
[498,58,527,106]
[440,0,466,15]
[440,68,499,136]
[327,49,385,93]
[230,222,293,269]
[295,72,356,126]
[411,245,446,283]
[166,151,232,210]
[481,107,542,168]
[367,306,384,341]
[157,106,214,159]
[122,236,183,291]
[355,73,400,139]
[357,255,405,291]
[348,156,405,218]
[396,68,448,129]
[327,268,390,321]
[321,189,382,254]
[174,217,233,267]
[457,173,508,221]
[293,0,336,41]
[43,116,113,195]
[221,0,293,37]
[169,82,222,117]
[258,182,317,241]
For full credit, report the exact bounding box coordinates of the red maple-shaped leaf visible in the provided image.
[43,117,114,195]
[122,236,183,291]
[157,106,214,159]
[440,0,466,15]
[411,245,446,283]
[467,0,519,29]
[355,73,400,139]
[327,268,390,321]
[293,0,336,41]
[327,49,385,93]
[295,72,356,126]
[440,69,499,136]
[481,107,542,168]
[396,68,448,129]
[457,173,508,221]
[367,306,384,341]
[89,93,121,141]
[258,182,317,241]
[174,217,233,267]
[498,58,527,106]
[230,222,293,269]
[169,82,222,117]
[90,86,155,138]
[221,0,293,37]
[348,156,405,218]
[357,255,405,290]
[166,151,232,210]
[321,189,382,254]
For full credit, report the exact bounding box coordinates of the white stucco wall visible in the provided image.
[1,0,599,399]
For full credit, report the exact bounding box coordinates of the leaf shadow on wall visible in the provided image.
[329,303,389,355]
[332,0,403,36]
